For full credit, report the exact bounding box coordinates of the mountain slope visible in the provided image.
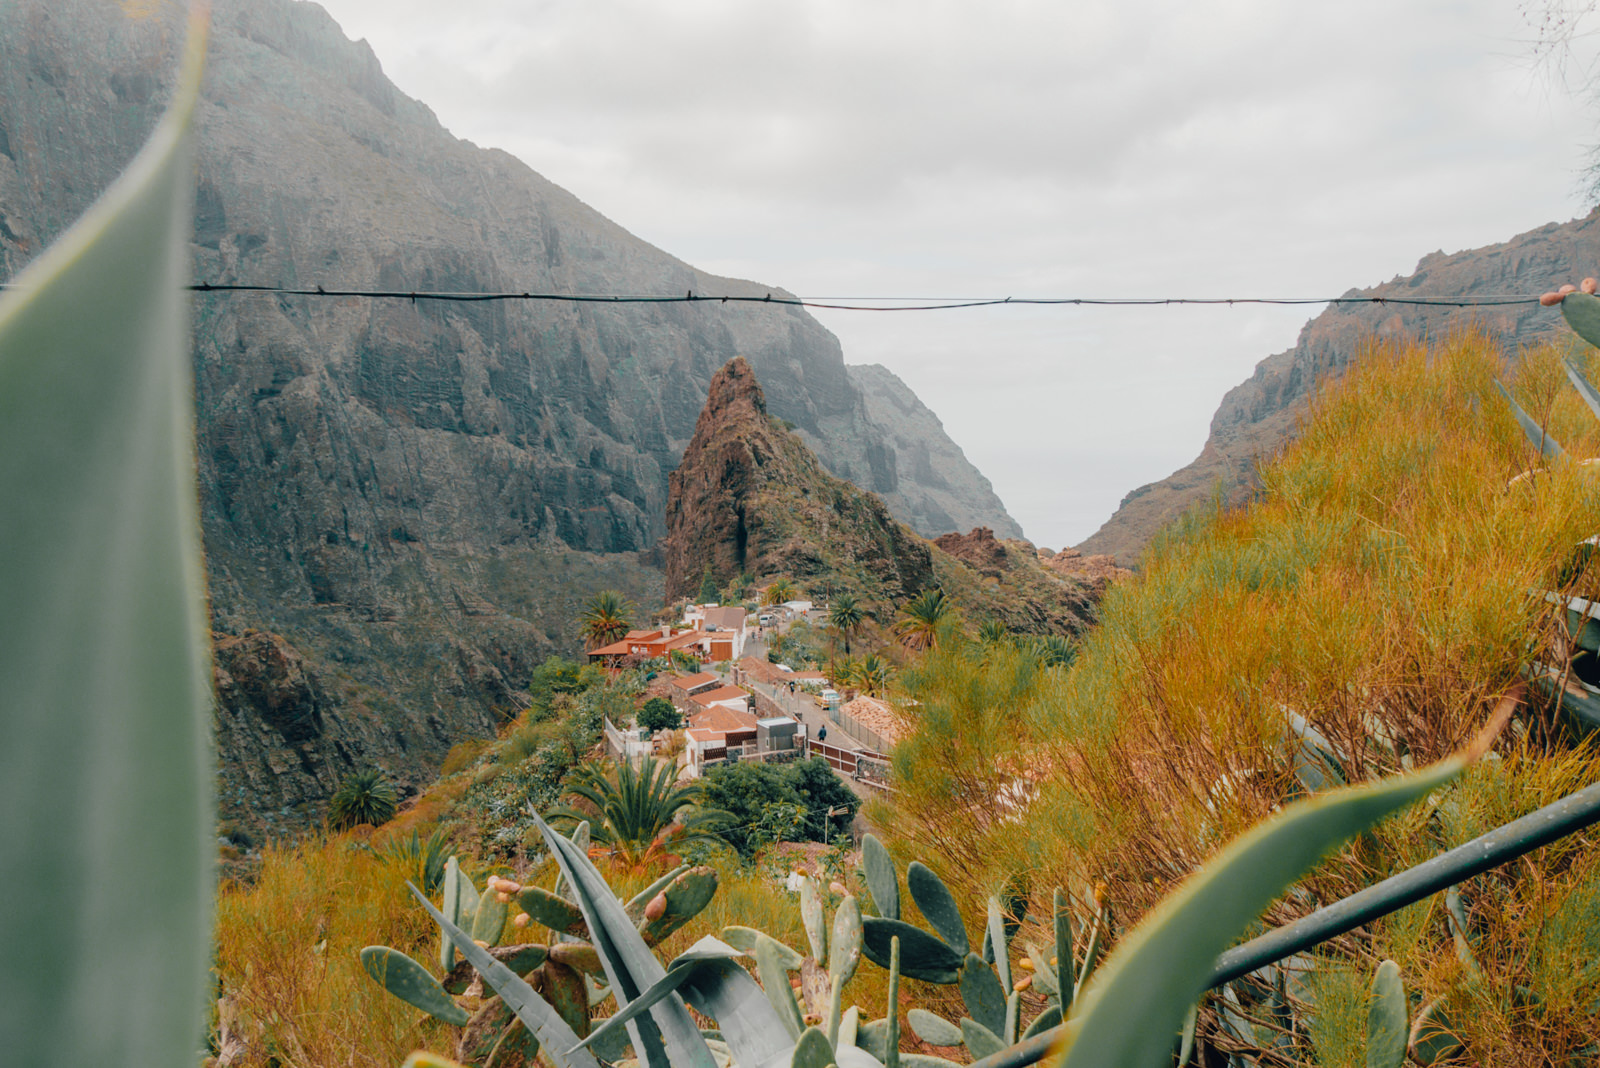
[1078,210,1600,564]
[663,359,1097,634]
[0,0,1018,830]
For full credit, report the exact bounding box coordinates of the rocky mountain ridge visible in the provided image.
[1078,210,1600,564]
[0,0,1019,832]
[663,359,1098,635]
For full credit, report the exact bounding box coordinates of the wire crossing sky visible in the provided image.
[311,0,1600,548]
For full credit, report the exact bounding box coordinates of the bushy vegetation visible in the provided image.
[882,330,1600,1063]
[328,768,399,830]
[702,756,860,856]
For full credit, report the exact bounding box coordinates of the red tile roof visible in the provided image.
[669,672,719,691]
[690,685,751,708]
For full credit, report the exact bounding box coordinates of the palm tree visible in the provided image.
[827,592,865,655]
[581,589,634,650]
[976,618,1008,646]
[762,578,797,606]
[895,588,950,652]
[547,757,728,869]
[851,653,891,697]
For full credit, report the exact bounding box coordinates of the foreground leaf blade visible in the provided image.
[408,883,601,1068]
[0,13,213,1068]
[1051,756,1465,1068]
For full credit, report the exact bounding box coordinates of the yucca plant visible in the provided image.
[329,767,400,830]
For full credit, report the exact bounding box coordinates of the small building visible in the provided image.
[690,684,754,714]
[667,671,721,711]
[756,715,801,754]
[684,704,761,777]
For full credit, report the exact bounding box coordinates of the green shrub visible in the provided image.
[638,696,681,732]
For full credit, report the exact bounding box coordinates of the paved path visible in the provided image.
[734,632,866,754]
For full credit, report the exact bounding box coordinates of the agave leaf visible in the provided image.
[1494,379,1564,460]
[408,884,601,1068]
[0,13,214,1068]
[1562,356,1600,424]
[757,935,806,1040]
[906,863,968,954]
[986,897,1012,993]
[1561,290,1600,351]
[681,952,800,1068]
[572,939,742,1053]
[1048,754,1467,1068]
[861,834,900,920]
[899,1057,963,1068]
[532,813,715,1068]
[1366,960,1407,1068]
[1053,887,1074,1014]
[724,925,805,970]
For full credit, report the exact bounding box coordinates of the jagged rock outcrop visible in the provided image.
[664,361,1097,633]
[1079,210,1600,565]
[0,0,1018,828]
[663,358,935,608]
[1037,547,1131,596]
[933,527,1011,578]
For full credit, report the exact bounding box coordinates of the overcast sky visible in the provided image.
[313,0,1599,549]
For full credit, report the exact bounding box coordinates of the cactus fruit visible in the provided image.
[861,834,900,921]
[636,865,718,947]
[359,946,471,1025]
[623,863,691,922]
[905,863,967,954]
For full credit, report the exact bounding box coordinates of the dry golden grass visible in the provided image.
[886,328,1600,1061]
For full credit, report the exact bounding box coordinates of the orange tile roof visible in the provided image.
[688,704,760,735]
[669,672,719,690]
[691,685,751,707]
[588,638,634,656]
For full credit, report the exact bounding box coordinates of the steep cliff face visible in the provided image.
[0,0,1016,830]
[664,360,1098,633]
[847,364,1024,539]
[663,358,935,610]
[1079,211,1600,564]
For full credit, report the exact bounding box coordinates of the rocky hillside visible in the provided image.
[847,364,1023,539]
[1079,210,1600,564]
[663,360,1098,633]
[0,0,1019,832]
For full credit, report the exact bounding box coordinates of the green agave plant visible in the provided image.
[0,9,214,1068]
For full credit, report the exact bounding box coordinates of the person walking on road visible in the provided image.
[818,725,827,743]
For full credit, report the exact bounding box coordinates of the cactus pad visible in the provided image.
[359,945,470,1025]
[906,863,967,955]
[862,917,962,983]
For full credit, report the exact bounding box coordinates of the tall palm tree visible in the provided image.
[895,588,950,652]
[761,578,797,606]
[581,590,634,650]
[548,757,728,869]
[827,592,865,655]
